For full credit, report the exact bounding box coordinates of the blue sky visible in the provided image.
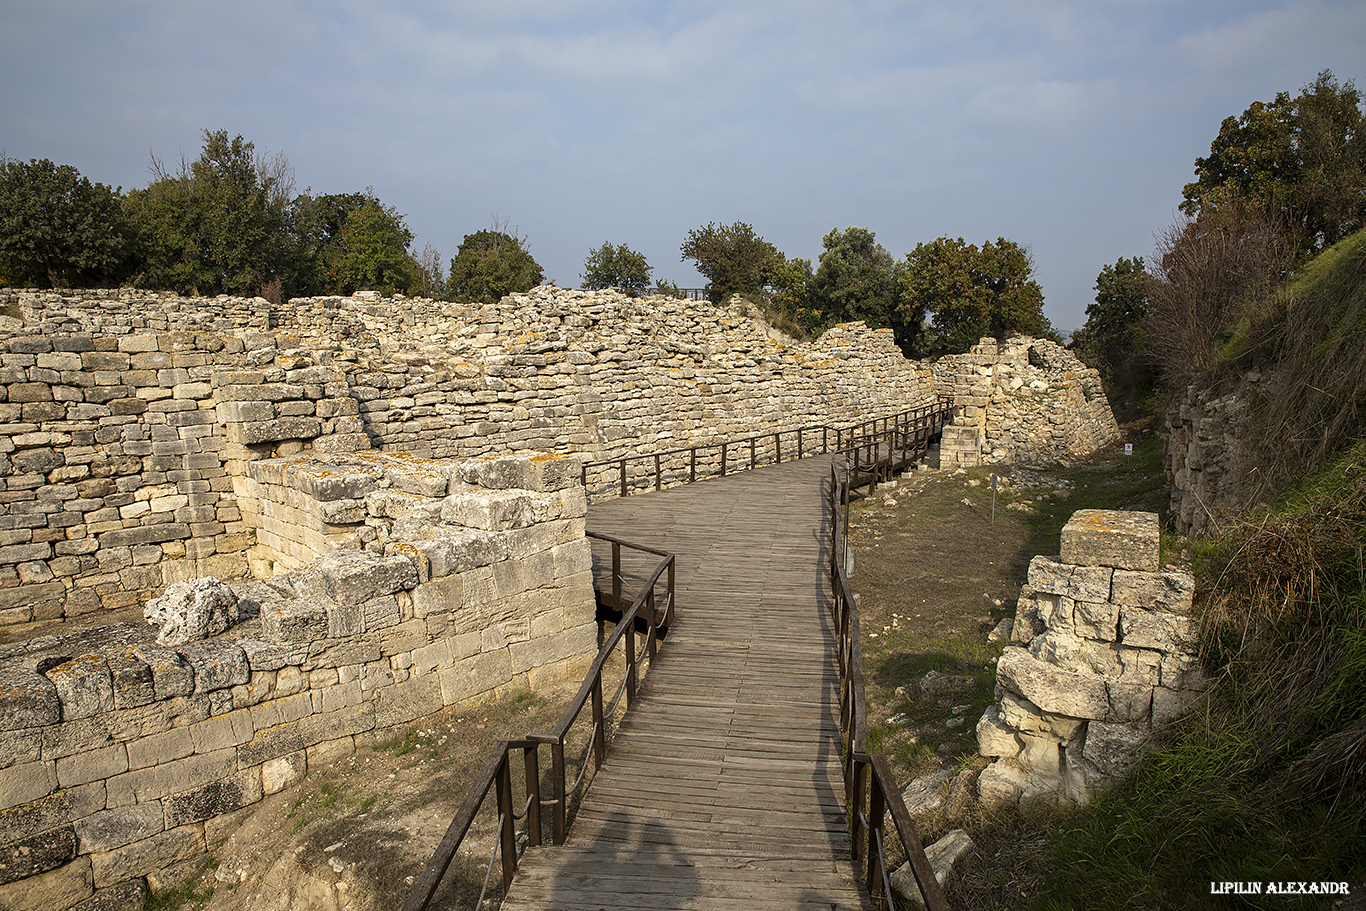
[3,0,1364,331]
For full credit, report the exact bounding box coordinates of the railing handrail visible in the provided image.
[581,400,951,500]
[403,535,675,911]
[828,462,951,911]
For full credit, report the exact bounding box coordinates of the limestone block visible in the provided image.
[437,650,511,706]
[0,856,92,910]
[131,644,194,700]
[90,824,204,889]
[126,728,193,771]
[311,550,417,606]
[162,770,262,827]
[1118,606,1198,653]
[0,825,75,886]
[975,705,1022,759]
[1072,599,1119,641]
[1060,509,1159,571]
[890,829,974,911]
[374,674,444,728]
[0,782,105,849]
[177,641,249,693]
[412,531,508,580]
[899,769,954,825]
[1026,556,1112,605]
[995,647,1110,721]
[1159,652,1204,692]
[460,452,583,492]
[1081,720,1148,778]
[143,577,240,646]
[0,664,60,730]
[998,691,1086,743]
[442,488,535,531]
[259,599,328,645]
[72,804,165,854]
[976,759,1028,807]
[237,639,290,673]
[45,655,115,720]
[1110,569,1194,613]
[261,750,307,795]
[1106,680,1153,722]
[55,743,127,789]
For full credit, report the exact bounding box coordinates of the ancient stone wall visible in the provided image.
[0,286,939,627]
[975,510,1203,807]
[933,336,1119,467]
[1163,380,1262,535]
[0,452,596,911]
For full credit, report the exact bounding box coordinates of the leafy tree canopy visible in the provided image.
[680,221,779,304]
[900,236,1052,356]
[1072,256,1156,410]
[1182,69,1366,255]
[448,227,543,304]
[0,156,130,288]
[806,226,903,340]
[292,190,419,296]
[581,241,652,293]
[125,129,293,296]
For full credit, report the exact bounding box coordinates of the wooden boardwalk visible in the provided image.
[500,457,872,911]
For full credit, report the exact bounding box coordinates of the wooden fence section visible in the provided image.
[500,457,872,911]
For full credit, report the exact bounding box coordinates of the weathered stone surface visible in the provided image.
[162,771,262,827]
[0,825,76,885]
[1081,720,1148,778]
[130,644,194,700]
[1118,606,1198,652]
[0,856,92,910]
[975,705,1022,759]
[996,647,1110,721]
[311,550,417,606]
[44,655,114,720]
[1026,556,1112,604]
[73,877,147,911]
[89,824,204,888]
[177,641,249,693]
[1110,569,1195,612]
[259,598,328,645]
[143,577,240,646]
[1060,509,1159,571]
[73,803,165,854]
[0,664,60,730]
[890,829,975,911]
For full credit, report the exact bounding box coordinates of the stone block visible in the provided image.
[0,825,76,885]
[261,750,307,795]
[1026,556,1112,604]
[413,530,508,579]
[1118,606,1198,653]
[1060,509,1159,571]
[55,744,127,789]
[90,824,204,888]
[311,550,416,606]
[72,804,165,854]
[1110,569,1195,613]
[442,488,535,531]
[975,705,1021,759]
[0,856,92,910]
[260,599,328,645]
[0,664,60,730]
[0,782,105,849]
[45,655,115,721]
[0,760,58,810]
[101,648,155,710]
[177,641,249,693]
[1081,720,1148,778]
[73,877,146,911]
[131,644,194,700]
[162,770,262,827]
[998,691,1086,742]
[996,647,1110,721]
[890,828,975,911]
[126,728,193,772]
[1072,599,1119,641]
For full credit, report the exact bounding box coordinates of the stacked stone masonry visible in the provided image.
[976,509,1204,807]
[0,287,1119,628]
[0,451,596,911]
[1163,380,1261,535]
[933,336,1119,467]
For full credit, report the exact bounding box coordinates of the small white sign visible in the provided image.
[1125,443,1133,457]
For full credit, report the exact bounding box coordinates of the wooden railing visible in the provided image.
[829,461,951,911]
[581,402,950,501]
[402,534,675,911]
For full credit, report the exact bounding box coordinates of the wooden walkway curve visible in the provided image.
[499,456,872,911]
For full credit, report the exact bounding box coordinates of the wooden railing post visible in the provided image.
[591,675,606,770]
[625,621,638,707]
[618,458,627,498]
[720,442,727,477]
[496,754,517,890]
[750,436,756,470]
[690,448,697,483]
[654,453,662,491]
[551,740,567,844]
[611,542,622,611]
[523,744,542,847]
[867,767,886,891]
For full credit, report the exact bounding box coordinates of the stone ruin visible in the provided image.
[0,286,1126,909]
[976,510,1204,806]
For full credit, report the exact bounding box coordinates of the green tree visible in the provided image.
[680,221,779,303]
[807,226,903,341]
[581,242,652,294]
[900,236,1052,356]
[125,129,293,295]
[447,226,543,304]
[1072,257,1156,412]
[766,254,815,337]
[0,157,130,287]
[1182,70,1366,255]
